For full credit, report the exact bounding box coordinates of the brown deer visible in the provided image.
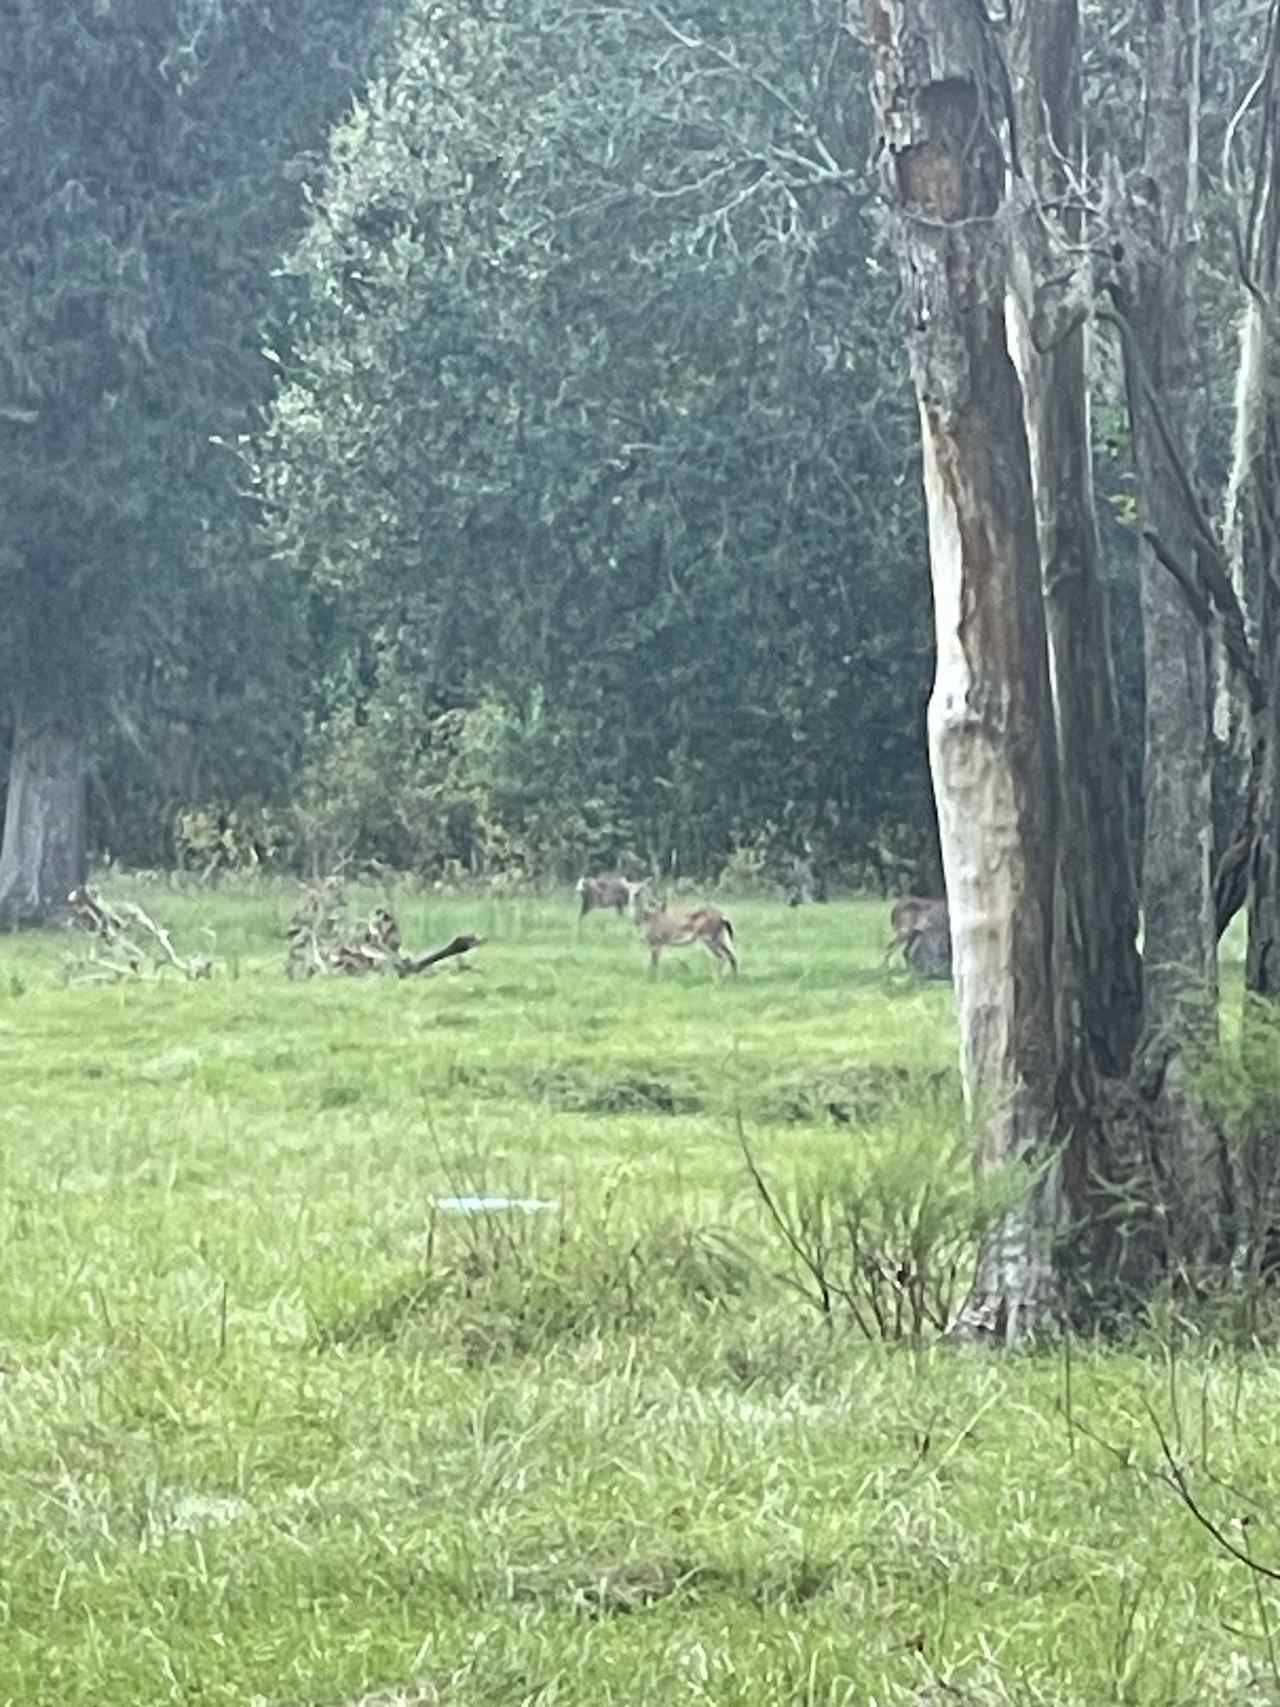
[883,896,951,978]
[576,872,643,921]
[632,890,738,976]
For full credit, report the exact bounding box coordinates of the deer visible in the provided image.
[883,896,951,978]
[631,888,738,977]
[575,872,644,921]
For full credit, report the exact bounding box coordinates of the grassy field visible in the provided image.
[1,879,1277,1706]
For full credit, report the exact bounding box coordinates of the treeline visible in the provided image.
[2,2,1250,912]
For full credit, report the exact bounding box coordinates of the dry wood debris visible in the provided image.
[65,887,215,983]
[285,875,482,980]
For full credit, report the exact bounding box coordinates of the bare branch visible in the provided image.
[1097,307,1223,566]
[646,3,848,183]
[399,933,484,976]
[735,1113,836,1319]
[1144,1400,1280,1585]
[1098,303,1268,717]
[66,887,214,982]
[1143,530,1264,715]
[1065,1398,1280,1584]
[1222,0,1280,300]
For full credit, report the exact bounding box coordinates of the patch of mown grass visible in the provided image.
[1,880,1277,1705]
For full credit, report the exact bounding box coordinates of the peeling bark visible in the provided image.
[864,0,1063,1338]
[0,694,88,928]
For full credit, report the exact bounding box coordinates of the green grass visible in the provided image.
[0,879,1275,1705]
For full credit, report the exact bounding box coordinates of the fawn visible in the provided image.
[631,889,738,976]
[883,895,951,978]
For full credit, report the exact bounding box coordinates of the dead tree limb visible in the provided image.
[65,887,214,981]
[398,933,484,976]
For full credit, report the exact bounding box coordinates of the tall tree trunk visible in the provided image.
[863,0,1064,1338]
[1225,8,1280,1264]
[1232,16,1280,1003]
[1008,0,1143,1090]
[1131,0,1216,1037]
[0,691,88,927]
[1112,0,1223,1267]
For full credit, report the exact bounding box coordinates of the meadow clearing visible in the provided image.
[0,880,1276,1706]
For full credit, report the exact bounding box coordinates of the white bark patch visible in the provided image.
[921,423,1043,1144]
[1218,299,1266,743]
[1225,299,1266,607]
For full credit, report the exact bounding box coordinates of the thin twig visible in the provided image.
[1143,1399,1280,1584]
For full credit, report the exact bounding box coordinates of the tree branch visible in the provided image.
[1096,306,1222,566]
[1142,530,1264,716]
[1144,1400,1280,1584]
[1099,306,1264,716]
[1220,0,1279,308]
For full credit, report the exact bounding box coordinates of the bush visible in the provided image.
[291,669,632,882]
[174,803,287,880]
[741,1124,1008,1340]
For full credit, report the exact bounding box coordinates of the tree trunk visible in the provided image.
[1008,0,1143,1089]
[0,694,88,927]
[863,0,1064,1339]
[1226,18,1280,1264]
[1112,0,1223,1267]
[1130,2,1216,1038]
[1233,30,1280,1003]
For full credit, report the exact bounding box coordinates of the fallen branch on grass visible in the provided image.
[285,878,482,979]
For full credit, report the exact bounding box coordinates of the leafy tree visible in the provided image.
[257,0,934,883]
[0,0,388,919]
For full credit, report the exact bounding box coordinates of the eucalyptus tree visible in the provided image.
[863,1,1065,1337]
[865,0,1277,1332]
[0,0,387,920]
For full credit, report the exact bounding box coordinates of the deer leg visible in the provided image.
[885,928,917,968]
[901,927,926,972]
[882,930,908,967]
[703,935,738,975]
[714,935,739,975]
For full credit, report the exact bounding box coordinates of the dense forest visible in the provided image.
[4,0,1210,901]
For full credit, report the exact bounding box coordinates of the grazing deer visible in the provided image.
[883,896,951,978]
[576,872,643,921]
[632,891,738,976]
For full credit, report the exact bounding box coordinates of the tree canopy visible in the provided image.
[0,0,1271,918]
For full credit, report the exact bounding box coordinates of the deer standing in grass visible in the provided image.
[576,872,642,921]
[883,896,951,979]
[631,887,738,977]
